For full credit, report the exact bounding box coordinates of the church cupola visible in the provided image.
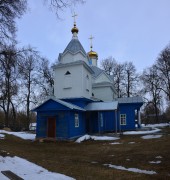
[71,13,79,39]
[88,35,98,66]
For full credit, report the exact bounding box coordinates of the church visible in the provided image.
[33,17,143,140]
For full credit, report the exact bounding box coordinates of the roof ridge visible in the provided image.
[63,38,87,56]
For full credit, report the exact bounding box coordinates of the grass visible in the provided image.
[0,127,170,180]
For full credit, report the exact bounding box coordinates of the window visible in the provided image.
[65,71,71,75]
[86,75,89,91]
[64,71,71,89]
[75,113,79,127]
[120,114,126,125]
[100,113,103,127]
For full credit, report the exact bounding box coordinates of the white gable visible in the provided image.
[94,72,113,83]
[60,51,89,64]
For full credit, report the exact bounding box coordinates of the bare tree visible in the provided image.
[36,57,54,102]
[112,62,125,98]
[0,0,27,44]
[122,61,138,97]
[100,56,115,75]
[141,66,162,123]
[156,44,170,101]
[0,44,19,127]
[18,48,40,130]
[44,0,85,17]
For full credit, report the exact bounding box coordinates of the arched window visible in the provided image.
[65,71,71,75]
[64,71,71,88]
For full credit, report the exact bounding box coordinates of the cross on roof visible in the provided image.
[89,35,94,50]
[72,12,78,24]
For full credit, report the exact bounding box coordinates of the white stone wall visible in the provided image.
[54,64,92,99]
[61,52,88,64]
[94,73,112,83]
[92,86,114,101]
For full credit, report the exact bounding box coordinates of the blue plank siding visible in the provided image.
[104,111,115,132]
[35,99,71,111]
[36,111,69,139]
[68,111,86,138]
[34,97,143,140]
[36,113,47,138]
[56,112,69,139]
[118,103,142,131]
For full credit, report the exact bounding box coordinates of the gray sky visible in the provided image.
[16,0,170,72]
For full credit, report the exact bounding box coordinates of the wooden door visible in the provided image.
[47,117,56,138]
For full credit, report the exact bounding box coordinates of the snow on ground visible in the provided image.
[123,128,161,135]
[156,156,162,159]
[104,164,157,175]
[0,130,35,140]
[76,134,119,143]
[141,134,162,139]
[110,142,122,145]
[0,156,75,180]
[149,161,161,164]
[0,134,5,139]
[128,142,135,144]
[143,123,170,128]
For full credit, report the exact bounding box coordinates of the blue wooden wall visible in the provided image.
[118,103,142,131]
[68,111,86,139]
[35,98,143,140]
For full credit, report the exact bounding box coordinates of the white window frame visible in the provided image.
[75,113,79,128]
[120,114,126,125]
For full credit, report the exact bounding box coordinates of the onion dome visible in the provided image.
[88,50,98,59]
[71,23,79,34]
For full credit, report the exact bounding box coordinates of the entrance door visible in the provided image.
[47,117,56,138]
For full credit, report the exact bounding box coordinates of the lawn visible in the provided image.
[0,127,170,180]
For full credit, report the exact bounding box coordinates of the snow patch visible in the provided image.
[76,134,119,143]
[0,134,5,139]
[91,161,98,164]
[0,156,75,180]
[149,161,161,164]
[109,155,115,157]
[141,134,162,139]
[104,164,157,175]
[155,156,162,159]
[143,123,170,128]
[128,142,135,144]
[110,142,122,145]
[123,128,161,135]
[0,130,35,140]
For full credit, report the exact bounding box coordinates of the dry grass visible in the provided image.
[0,127,170,180]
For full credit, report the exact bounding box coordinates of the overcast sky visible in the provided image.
[16,0,170,72]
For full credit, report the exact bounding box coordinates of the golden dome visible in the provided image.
[71,24,79,34]
[88,50,98,58]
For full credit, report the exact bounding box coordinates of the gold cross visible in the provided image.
[72,12,78,24]
[89,35,94,50]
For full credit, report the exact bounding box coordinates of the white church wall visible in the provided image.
[61,52,88,64]
[82,67,92,99]
[54,64,92,99]
[94,73,112,84]
[92,86,114,101]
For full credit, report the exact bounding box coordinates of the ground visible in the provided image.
[0,126,170,180]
